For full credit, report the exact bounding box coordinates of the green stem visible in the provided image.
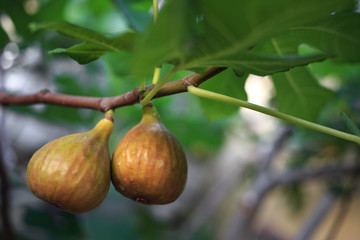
[141,69,177,106]
[152,67,161,85]
[151,0,160,85]
[140,78,145,92]
[105,109,114,122]
[153,0,159,22]
[187,86,360,145]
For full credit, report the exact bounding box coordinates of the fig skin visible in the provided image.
[26,113,113,214]
[111,104,187,204]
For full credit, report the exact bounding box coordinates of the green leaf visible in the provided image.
[257,13,360,63]
[132,0,354,76]
[0,26,9,49]
[272,67,335,121]
[291,13,360,63]
[49,43,106,64]
[253,34,337,121]
[31,22,137,51]
[0,0,34,41]
[34,0,72,22]
[193,52,326,76]
[340,112,360,137]
[199,69,248,120]
[24,207,85,240]
[113,0,152,32]
[32,22,137,63]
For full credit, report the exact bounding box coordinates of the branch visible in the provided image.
[324,194,353,240]
[0,67,226,112]
[275,165,360,184]
[225,163,360,240]
[224,127,293,240]
[293,190,337,240]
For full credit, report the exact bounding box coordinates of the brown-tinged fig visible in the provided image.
[111,103,187,204]
[26,110,114,214]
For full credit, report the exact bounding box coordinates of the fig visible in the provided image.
[111,104,187,204]
[26,111,114,214]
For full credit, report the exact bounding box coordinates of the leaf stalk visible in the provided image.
[187,86,360,145]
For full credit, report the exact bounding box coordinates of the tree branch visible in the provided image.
[0,67,226,112]
[293,190,337,240]
[225,163,360,240]
[324,194,353,240]
[275,165,360,184]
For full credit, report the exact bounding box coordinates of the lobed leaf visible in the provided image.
[199,69,248,120]
[272,67,335,121]
[131,0,355,76]
[191,52,327,76]
[288,13,360,63]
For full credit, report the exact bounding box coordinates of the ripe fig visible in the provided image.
[111,104,187,204]
[26,111,114,214]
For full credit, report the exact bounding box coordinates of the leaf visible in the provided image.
[256,13,360,63]
[198,69,248,120]
[31,22,136,51]
[253,35,337,121]
[340,112,360,137]
[34,0,72,22]
[290,13,360,63]
[0,0,34,41]
[0,26,9,49]
[24,207,85,240]
[112,0,152,32]
[31,22,137,63]
[272,67,335,121]
[49,43,106,64]
[131,0,355,76]
[193,52,326,76]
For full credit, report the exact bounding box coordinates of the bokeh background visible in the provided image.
[1,0,360,239]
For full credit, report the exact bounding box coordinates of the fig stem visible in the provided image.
[142,103,160,122]
[187,86,360,145]
[141,68,177,106]
[152,68,161,85]
[105,109,114,122]
[153,0,159,22]
[151,0,161,85]
[140,78,146,92]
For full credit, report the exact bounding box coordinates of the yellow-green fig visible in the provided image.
[26,111,114,214]
[111,104,187,204]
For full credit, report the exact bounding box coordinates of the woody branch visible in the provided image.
[0,67,226,112]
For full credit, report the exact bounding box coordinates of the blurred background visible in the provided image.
[1,0,360,239]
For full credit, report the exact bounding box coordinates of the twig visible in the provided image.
[293,190,337,240]
[225,163,360,240]
[324,195,353,240]
[260,126,294,172]
[224,126,293,240]
[0,67,226,112]
[275,165,360,184]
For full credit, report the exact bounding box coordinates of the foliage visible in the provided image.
[6,0,358,123]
